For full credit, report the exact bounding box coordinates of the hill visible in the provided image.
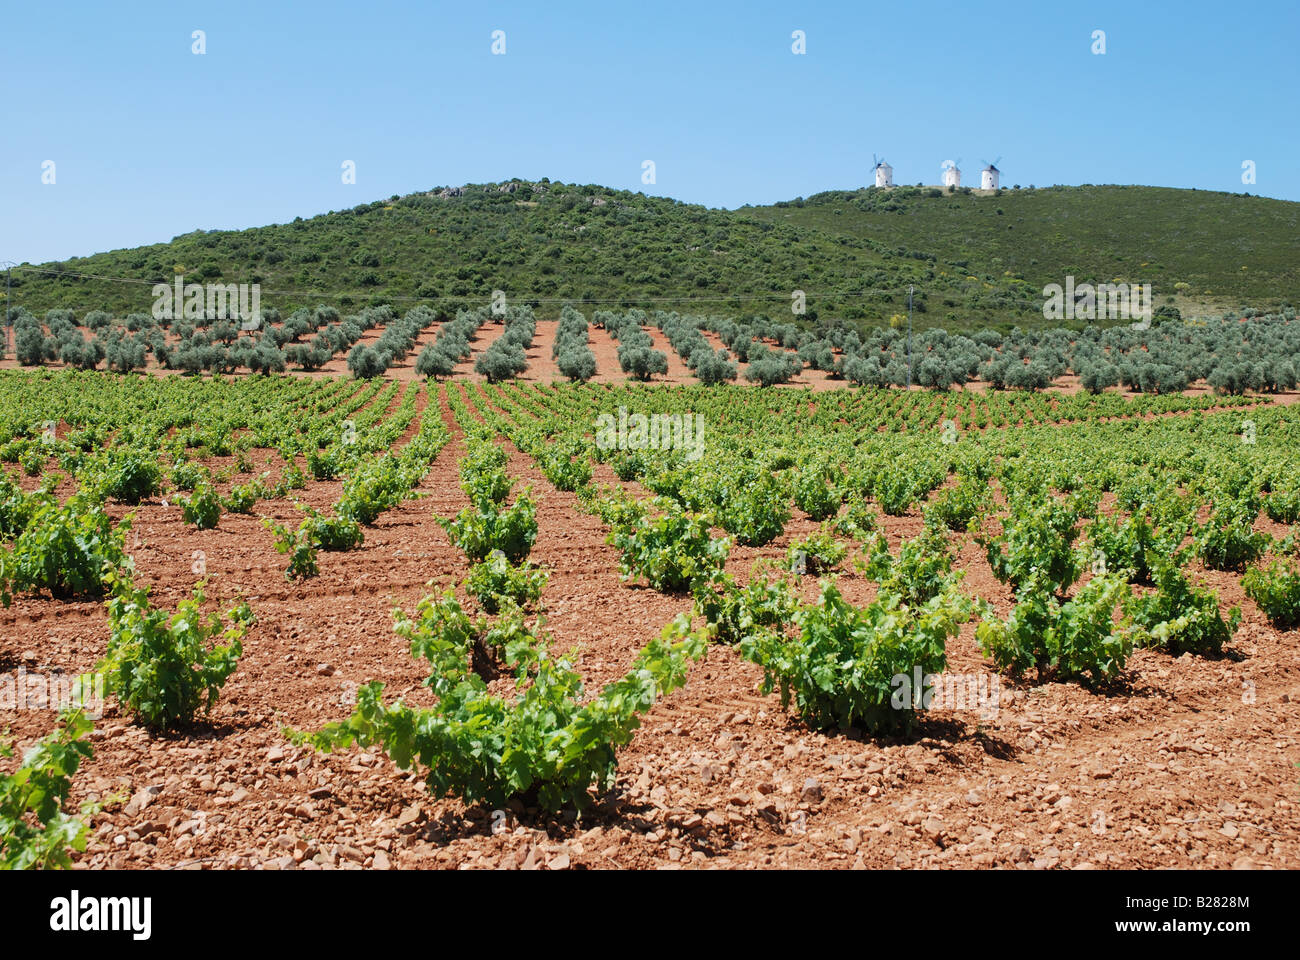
[745,184,1299,327]
[8,180,1297,332]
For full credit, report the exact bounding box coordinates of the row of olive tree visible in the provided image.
[553,304,597,382]
[605,309,669,381]
[474,305,537,382]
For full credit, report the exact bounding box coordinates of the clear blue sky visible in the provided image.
[3,0,1296,265]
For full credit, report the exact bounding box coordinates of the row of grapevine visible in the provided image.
[297,411,707,811]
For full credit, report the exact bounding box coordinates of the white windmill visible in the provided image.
[873,154,894,188]
[980,156,1002,191]
[941,158,962,188]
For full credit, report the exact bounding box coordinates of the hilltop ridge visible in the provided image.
[9,180,1296,331]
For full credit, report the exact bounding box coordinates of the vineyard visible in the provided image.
[1,361,1298,871]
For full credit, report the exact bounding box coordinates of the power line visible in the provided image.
[1,261,16,354]
[12,268,161,286]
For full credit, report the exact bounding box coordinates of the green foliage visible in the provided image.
[223,478,263,514]
[788,529,847,576]
[793,461,842,521]
[440,492,538,564]
[299,506,364,552]
[100,573,252,730]
[591,486,647,529]
[1088,505,1192,584]
[1127,558,1241,656]
[538,444,593,492]
[3,497,129,602]
[1263,485,1300,524]
[976,574,1132,683]
[465,551,548,614]
[692,564,800,645]
[860,521,956,606]
[263,517,320,579]
[169,460,206,492]
[924,476,990,532]
[714,470,790,546]
[177,483,222,530]
[459,435,508,469]
[306,445,348,481]
[1242,558,1300,629]
[0,709,99,870]
[279,460,308,492]
[872,470,918,516]
[337,455,414,525]
[982,494,1085,595]
[608,499,729,593]
[0,473,38,538]
[610,451,647,482]
[832,493,879,540]
[97,449,163,504]
[1196,498,1270,572]
[295,594,707,811]
[459,456,513,508]
[741,580,972,733]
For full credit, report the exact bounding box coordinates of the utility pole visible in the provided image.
[1,262,14,356]
[906,284,914,389]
